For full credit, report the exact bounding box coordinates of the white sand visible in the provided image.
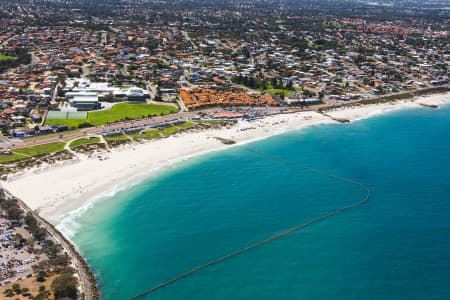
[3,92,450,224]
[326,92,450,121]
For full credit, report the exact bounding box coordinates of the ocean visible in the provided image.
[58,104,450,300]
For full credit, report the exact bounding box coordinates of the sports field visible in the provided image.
[47,111,88,120]
[0,54,17,60]
[45,103,176,128]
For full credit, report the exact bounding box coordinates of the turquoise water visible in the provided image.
[64,104,450,299]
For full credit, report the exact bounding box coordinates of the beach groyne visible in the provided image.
[319,112,350,123]
[418,103,439,108]
[2,187,100,300]
[215,137,236,145]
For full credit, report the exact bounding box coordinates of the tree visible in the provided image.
[78,122,93,129]
[3,289,13,297]
[51,274,78,299]
[37,271,46,282]
[154,86,162,101]
[33,292,47,300]
[286,81,294,91]
[25,213,46,240]
[21,288,29,295]
[271,77,278,88]
[51,255,70,267]
[1,199,17,210]
[7,206,23,220]
[12,283,21,294]
[14,233,25,243]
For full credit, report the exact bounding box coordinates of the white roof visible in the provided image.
[72,95,99,102]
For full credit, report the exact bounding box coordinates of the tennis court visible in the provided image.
[46,111,87,120]
[46,111,68,119]
[67,112,88,119]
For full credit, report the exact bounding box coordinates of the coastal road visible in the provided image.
[7,107,307,150]
[6,84,448,151]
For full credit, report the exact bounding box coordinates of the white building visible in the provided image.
[69,94,101,110]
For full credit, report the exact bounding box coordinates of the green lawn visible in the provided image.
[193,120,221,124]
[322,21,342,28]
[264,89,295,97]
[45,103,177,128]
[160,126,179,135]
[69,137,100,148]
[23,129,81,142]
[0,54,17,60]
[0,153,27,163]
[130,130,161,139]
[12,142,66,157]
[130,122,194,139]
[104,135,130,141]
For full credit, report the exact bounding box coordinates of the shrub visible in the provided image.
[3,289,14,297]
[78,122,93,128]
[25,213,46,240]
[7,206,23,220]
[12,284,21,294]
[51,274,78,299]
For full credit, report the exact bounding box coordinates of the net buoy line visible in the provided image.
[128,148,371,300]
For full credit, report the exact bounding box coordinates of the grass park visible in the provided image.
[130,121,194,139]
[69,137,100,148]
[104,135,130,141]
[0,54,17,60]
[0,121,193,164]
[45,103,177,128]
[12,142,66,157]
[0,138,99,164]
[264,89,296,97]
[0,153,28,164]
[0,142,65,163]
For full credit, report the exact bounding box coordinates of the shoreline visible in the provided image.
[2,92,450,232]
[0,91,448,299]
[0,188,100,300]
[4,112,333,222]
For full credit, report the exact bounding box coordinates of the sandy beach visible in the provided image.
[3,92,450,227]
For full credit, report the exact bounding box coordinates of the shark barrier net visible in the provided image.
[128,148,371,299]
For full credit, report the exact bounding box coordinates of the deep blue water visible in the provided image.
[62,104,450,299]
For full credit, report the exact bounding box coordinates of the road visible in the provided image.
[7,107,301,150]
[30,52,40,64]
[176,97,187,112]
[0,34,17,49]
[182,30,197,50]
[0,135,13,149]
[52,82,60,103]
[146,81,157,100]
[81,64,89,78]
